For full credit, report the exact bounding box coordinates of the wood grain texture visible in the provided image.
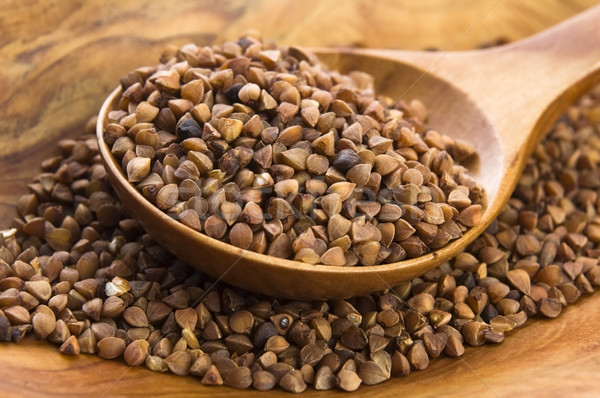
[1,0,599,396]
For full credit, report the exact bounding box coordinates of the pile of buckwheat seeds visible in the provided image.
[103,35,485,266]
[1,45,600,393]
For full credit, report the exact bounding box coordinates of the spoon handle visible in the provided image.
[370,5,600,168]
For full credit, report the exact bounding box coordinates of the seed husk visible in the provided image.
[320,247,346,266]
[240,202,263,225]
[358,360,389,385]
[311,317,332,341]
[156,184,179,210]
[256,351,277,370]
[59,335,80,355]
[267,234,292,259]
[280,148,309,171]
[225,333,253,354]
[123,306,149,327]
[24,280,52,302]
[506,269,532,296]
[190,354,213,378]
[253,370,277,391]
[264,335,290,354]
[127,157,151,182]
[407,340,429,370]
[448,189,472,209]
[299,342,327,367]
[314,365,338,390]
[164,350,193,376]
[340,326,368,350]
[576,273,594,294]
[457,205,482,227]
[333,149,361,173]
[47,319,70,344]
[224,367,253,389]
[462,321,489,346]
[423,332,448,358]
[229,223,253,250]
[175,307,198,331]
[337,369,362,392]
[294,248,320,264]
[320,193,342,218]
[101,296,126,318]
[306,154,329,176]
[146,355,169,372]
[538,297,562,318]
[407,293,435,314]
[97,336,126,359]
[229,310,254,335]
[265,363,293,383]
[124,339,150,366]
[279,369,307,393]
[181,328,200,350]
[77,328,97,354]
[391,351,411,377]
[32,313,56,339]
[4,306,30,325]
[188,151,213,174]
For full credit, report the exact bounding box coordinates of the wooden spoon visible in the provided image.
[97,6,600,300]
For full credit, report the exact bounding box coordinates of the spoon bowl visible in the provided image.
[97,6,600,300]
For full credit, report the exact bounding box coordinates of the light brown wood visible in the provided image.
[2,0,600,396]
[98,6,600,300]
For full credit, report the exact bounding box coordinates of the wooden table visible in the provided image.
[1,1,599,396]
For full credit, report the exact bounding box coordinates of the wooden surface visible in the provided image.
[2,0,600,396]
